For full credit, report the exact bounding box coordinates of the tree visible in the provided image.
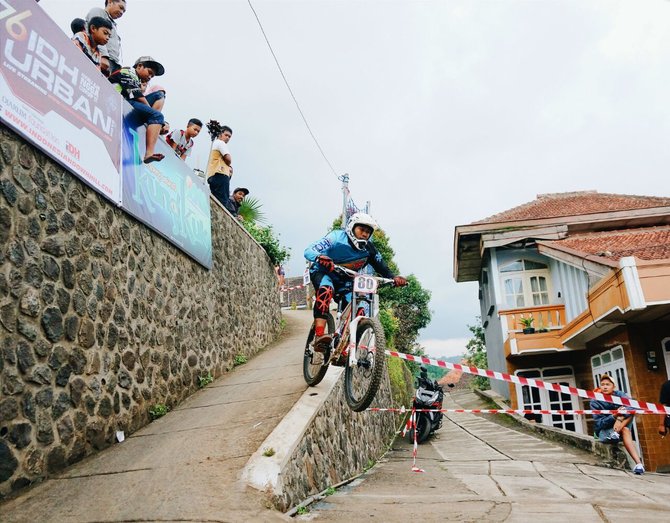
[464,317,489,390]
[329,217,432,355]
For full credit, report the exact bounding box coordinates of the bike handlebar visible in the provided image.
[333,264,396,286]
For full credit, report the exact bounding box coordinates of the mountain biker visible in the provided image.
[304,212,408,352]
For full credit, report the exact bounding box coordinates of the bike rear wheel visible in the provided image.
[344,318,386,412]
[303,314,335,386]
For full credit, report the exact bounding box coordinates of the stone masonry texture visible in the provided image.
[0,125,281,497]
[275,371,400,511]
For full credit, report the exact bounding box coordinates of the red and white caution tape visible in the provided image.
[280,283,306,291]
[408,409,424,473]
[370,408,661,415]
[385,350,670,415]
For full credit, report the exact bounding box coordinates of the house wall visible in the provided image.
[550,260,589,322]
[579,325,670,472]
[480,252,507,398]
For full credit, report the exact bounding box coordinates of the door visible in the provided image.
[591,346,641,456]
[516,367,584,433]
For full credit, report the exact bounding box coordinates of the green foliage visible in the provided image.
[325,486,336,496]
[379,275,431,355]
[242,220,291,266]
[198,373,214,388]
[465,317,489,390]
[238,196,266,224]
[262,447,275,457]
[148,404,169,420]
[328,215,431,356]
[388,357,414,407]
[378,307,399,344]
[296,506,309,515]
[233,354,247,366]
[280,318,287,330]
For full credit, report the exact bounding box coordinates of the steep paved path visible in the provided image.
[305,389,670,522]
[0,310,314,522]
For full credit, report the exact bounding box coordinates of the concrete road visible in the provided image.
[0,310,315,523]
[304,389,670,522]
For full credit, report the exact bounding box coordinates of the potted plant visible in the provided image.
[519,315,535,334]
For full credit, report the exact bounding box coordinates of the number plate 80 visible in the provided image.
[354,275,378,294]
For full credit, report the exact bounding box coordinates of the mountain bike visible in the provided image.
[303,265,394,412]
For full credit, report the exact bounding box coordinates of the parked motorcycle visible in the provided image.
[406,366,452,443]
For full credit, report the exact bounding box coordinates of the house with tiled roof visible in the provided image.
[454,191,670,472]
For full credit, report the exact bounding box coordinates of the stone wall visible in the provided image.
[273,370,402,511]
[0,124,282,497]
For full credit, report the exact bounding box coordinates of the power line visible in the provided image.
[247,0,339,178]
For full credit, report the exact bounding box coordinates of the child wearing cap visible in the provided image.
[590,374,645,474]
[109,56,166,164]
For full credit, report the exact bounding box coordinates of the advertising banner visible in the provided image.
[0,0,122,202]
[121,106,213,269]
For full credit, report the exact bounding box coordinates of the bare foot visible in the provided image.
[143,153,164,164]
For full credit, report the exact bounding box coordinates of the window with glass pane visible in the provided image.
[530,276,549,305]
[499,258,552,309]
[524,260,548,270]
[504,277,524,307]
[501,260,524,273]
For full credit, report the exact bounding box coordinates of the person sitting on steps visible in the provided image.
[303,212,408,353]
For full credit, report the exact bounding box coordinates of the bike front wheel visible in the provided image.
[406,413,431,444]
[303,314,335,386]
[344,318,386,412]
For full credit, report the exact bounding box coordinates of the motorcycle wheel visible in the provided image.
[344,318,386,412]
[303,314,335,386]
[406,413,432,444]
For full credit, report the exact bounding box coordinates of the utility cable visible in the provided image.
[247,0,339,177]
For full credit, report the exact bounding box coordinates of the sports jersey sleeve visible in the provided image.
[304,231,339,262]
[366,242,394,279]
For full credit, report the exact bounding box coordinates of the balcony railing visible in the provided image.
[499,304,567,356]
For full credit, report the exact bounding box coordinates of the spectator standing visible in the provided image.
[86,0,126,75]
[166,119,203,161]
[70,18,86,35]
[590,374,645,474]
[72,16,112,71]
[659,379,670,437]
[206,126,233,206]
[109,56,166,163]
[275,264,285,287]
[225,187,248,219]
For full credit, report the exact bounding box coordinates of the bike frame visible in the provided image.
[332,266,394,368]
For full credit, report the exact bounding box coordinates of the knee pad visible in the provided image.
[314,286,333,318]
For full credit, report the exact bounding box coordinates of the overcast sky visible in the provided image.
[41,0,670,357]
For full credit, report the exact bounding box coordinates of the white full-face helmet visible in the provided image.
[346,212,378,250]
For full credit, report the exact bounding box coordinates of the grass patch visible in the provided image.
[198,373,213,388]
[262,447,275,457]
[233,354,247,366]
[148,403,169,420]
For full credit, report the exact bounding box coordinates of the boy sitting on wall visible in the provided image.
[590,374,645,474]
[109,56,167,164]
[72,16,113,71]
[166,119,203,161]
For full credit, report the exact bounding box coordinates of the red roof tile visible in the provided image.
[547,226,670,262]
[473,191,670,225]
